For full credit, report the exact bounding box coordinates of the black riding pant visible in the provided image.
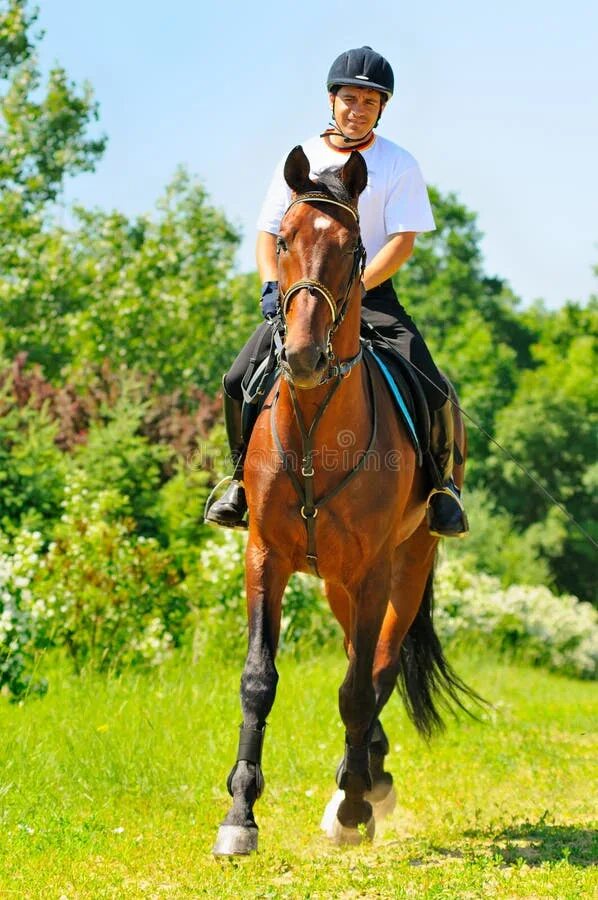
[223,280,446,411]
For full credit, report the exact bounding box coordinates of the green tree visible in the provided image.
[486,298,598,601]
[0,2,256,390]
[0,0,106,369]
[59,170,250,393]
[395,188,538,474]
[0,1,105,207]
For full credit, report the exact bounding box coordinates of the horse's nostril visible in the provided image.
[315,352,327,370]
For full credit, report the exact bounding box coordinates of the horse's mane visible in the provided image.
[313,167,353,205]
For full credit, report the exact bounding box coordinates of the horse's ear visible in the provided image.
[340,151,368,199]
[284,145,312,193]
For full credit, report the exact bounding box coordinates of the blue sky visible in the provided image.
[36,0,598,308]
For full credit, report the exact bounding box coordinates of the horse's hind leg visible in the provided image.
[368,525,437,809]
[326,564,391,844]
[212,541,291,856]
[365,718,396,821]
[321,582,392,830]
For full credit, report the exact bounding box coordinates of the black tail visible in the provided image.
[396,568,487,740]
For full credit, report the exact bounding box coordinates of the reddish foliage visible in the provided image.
[1,352,89,449]
[0,353,222,462]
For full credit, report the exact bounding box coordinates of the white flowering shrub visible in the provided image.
[0,530,47,698]
[189,529,247,657]
[434,559,598,679]
[28,473,188,673]
[193,530,338,657]
[192,534,597,679]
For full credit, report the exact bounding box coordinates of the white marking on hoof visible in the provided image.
[365,783,397,822]
[329,814,375,846]
[212,825,258,856]
[320,788,344,836]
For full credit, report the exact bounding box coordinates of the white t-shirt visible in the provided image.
[257,134,436,262]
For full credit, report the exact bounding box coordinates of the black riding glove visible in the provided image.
[260,281,280,319]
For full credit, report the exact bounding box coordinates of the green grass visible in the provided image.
[0,648,596,898]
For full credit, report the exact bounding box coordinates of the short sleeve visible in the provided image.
[256,158,292,235]
[384,164,436,235]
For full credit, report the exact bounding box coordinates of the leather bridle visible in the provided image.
[277,192,366,384]
[271,190,377,576]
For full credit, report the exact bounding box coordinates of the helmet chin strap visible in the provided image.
[320,95,382,145]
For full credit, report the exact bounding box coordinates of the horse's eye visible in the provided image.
[276,236,287,254]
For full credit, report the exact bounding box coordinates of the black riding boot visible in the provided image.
[204,386,248,529]
[426,398,469,538]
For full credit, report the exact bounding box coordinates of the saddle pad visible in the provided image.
[365,346,424,464]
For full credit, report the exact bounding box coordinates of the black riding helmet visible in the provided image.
[327,46,394,101]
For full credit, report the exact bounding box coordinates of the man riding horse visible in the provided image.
[206,46,468,538]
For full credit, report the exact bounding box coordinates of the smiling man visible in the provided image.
[205,46,469,539]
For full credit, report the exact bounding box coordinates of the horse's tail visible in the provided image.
[396,566,487,740]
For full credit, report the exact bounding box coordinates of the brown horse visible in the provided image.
[213,146,478,855]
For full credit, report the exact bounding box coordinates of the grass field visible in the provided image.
[0,648,596,899]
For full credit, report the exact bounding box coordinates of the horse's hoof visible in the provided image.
[329,814,375,846]
[212,825,258,856]
[365,782,397,822]
[320,788,344,835]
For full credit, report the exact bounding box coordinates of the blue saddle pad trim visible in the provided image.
[367,347,420,456]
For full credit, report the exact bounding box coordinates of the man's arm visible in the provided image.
[362,232,416,291]
[256,231,278,282]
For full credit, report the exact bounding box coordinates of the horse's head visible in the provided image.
[277,145,368,389]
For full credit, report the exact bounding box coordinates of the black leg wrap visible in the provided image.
[369,719,389,757]
[336,740,372,791]
[226,724,266,799]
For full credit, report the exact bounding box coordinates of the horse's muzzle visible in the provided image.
[281,343,328,388]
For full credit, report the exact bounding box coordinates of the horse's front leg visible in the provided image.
[331,564,390,845]
[212,541,291,856]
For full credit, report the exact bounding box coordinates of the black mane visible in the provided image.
[313,167,352,205]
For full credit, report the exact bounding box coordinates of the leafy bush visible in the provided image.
[29,474,188,673]
[190,531,339,660]
[71,382,169,538]
[0,530,46,699]
[190,533,597,680]
[444,488,555,588]
[435,559,598,679]
[0,372,68,535]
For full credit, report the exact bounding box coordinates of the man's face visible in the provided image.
[329,86,385,139]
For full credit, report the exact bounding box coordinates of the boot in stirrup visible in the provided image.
[426,398,469,538]
[204,384,248,529]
